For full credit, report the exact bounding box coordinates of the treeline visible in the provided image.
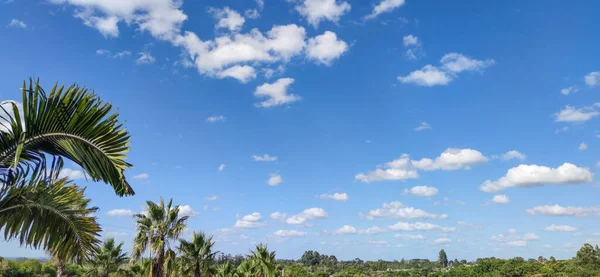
[2,243,600,277]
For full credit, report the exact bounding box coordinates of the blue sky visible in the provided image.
[1,0,600,261]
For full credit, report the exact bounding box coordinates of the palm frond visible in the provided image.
[0,79,133,196]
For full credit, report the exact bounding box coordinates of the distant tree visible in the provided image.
[575,243,600,270]
[438,249,448,268]
[178,232,218,277]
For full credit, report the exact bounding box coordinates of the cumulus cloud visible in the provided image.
[585,72,600,87]
[133,173,149,180]
[433,238,451,245]
[527,204,600,217]
[290,0,351,27]
[507,240,527,247]
[554,104,600,122]
[499,150,526,161]
[218,164,226,171]
[523,233,539,241]
[205,195,218,201]
[306,31,348,66]
[274,229,307,238]
[96,49,131,59]
[394,234,425,240]
[404,186,439,197]
[58,168,86,180]
[492,195,510,204]
[579,142,587,151]
[365,0,405,20]
[267,173,283,186]
[107,209,134,216]
[479,163,593,193]
[335,225,357,235]
[414,122,431,131]
[136,51,156,65]
[179,205,198,217]
[356,148,487,183]
[207,115,226,123]
[253,154,278,161]
[286,208,328,225]
[545,224,577,232]
[0,101,23,133]
[319,192,349,201]
[255,78,301,108]
[217,65,257,83]
[235,212,267,228]
[270,212,288,220]
[209,7,245,32]
[388,222,456,232]
[366,201,447,220]
[560,86,577,96]
[8,19,27,28]
[403,35,418,47]
[398,53,494,87]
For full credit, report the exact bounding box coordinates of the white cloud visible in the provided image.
[58,168,86,180]
[245,9,260,19]
[270,212,288,219]
[579,142,587,151]
[286,208,328,225]
[561,86,577,96]
[207,115,226,123]
[96,49,131,59]
[507,240,527,247]
[267,174,283,186]
[105,231,128,238]
[585,72,600,87]
[235,212,267,228]
[205,195,218,201]
[356,148,487,183]
[499,150,526,161]
[218,164,226,171]
[358,226,388,235]
[398,53,494,87]
[398,65,452,87]
[319,192,349,201]
[274,229,307,238]
[508,228,517,233]
[239,234,249,239]
[113,50,131,58]
[8,19,27,28]
[136,51,156,65]
[479,163,593,193]
[96,49,110,56]
[290,0,351,27]
[107,209,134,216]
[365,0,405,20]
[388,222,456,232]
[335,225,357,235]
[554,104,600,122]
[252,154,278,161]
[403,35,418,47]
[545,224,577,232]
[433,238,451,245]
[179,205,198,217]
[404,186,439,197]
[255,78,301,108]
[492,195,510,204]
[217,65,256,83]
[394,234,425,240]
[523,233,539,241]
[306,31,348,66]
[440,53,495,73]
[367,201,447,220]
[414,122,431,131]
[132,173,149,180]
[527,204,600,217]
[210,7,245,32]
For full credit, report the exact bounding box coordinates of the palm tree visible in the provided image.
[215,262,237,277]
[132,198,189,277]
[0,79,133,271]
[249,244,278,277]
[236,260,257,277]
[117,259,151,277]
[85,238,128,277]
[178,232,218,277]
[0,158,101,276]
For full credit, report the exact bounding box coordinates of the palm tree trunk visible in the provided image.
[194,261,200,277]
[153,244,165,277]
[55,258,65,277]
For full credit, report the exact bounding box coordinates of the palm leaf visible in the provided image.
[0,79,133,196]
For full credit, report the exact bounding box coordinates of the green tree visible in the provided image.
[574,243,600,270]
[178,232,218,277]
[237,259,258,277]
[84,238,128,277]
[132,198,189,277]
[439,249,448,268]
[215,262,237,277]
[250,244,277,277]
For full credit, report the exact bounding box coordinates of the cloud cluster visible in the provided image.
[356,148,488,182]
[319,192,349,201]
[479,163,592,193]
[286,208,328,225]
[492,194,509,204]
[545,224,577,232]
[398,53,494,87]
[8,19,27,28]
[289,0,351,27]
[366,201,448,220]
[403,186,439,197]
[235,212,267,228]
[107,209,134,216]
[554,103,600,123]
[207,115,226,123]
[273,229,307,238]
[527,204,600,217]
[255,78,301,108]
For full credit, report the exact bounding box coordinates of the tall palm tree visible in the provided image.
[249,244,278,277]
[236,260,257,277]
[132,198,189,277]
[85,238,128,277]
[0,79,133,270]
[215,262,237,277]
[0,158,101,276]
[178,232,218,277]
